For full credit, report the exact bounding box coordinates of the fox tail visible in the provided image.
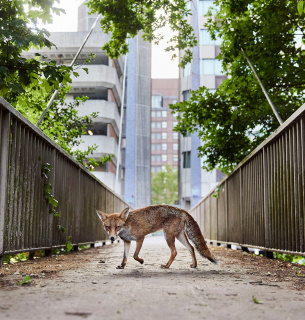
[185,214,220,265]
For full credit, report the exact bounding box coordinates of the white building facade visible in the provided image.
[24,3,151,205]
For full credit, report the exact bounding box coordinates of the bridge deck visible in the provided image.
[0,236,305,319]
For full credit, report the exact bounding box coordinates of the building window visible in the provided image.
[151,111,156,117]
[183,151,191,168]
[162,132,167,140]
[162,143,167,151]
[152,144,162,150]
[152,122,162,128]
[183,62,191,77]
[172,99,177,104]
[162,111,167,117]
[200,29,221,45]
[86,123,107,136]
[173,143,178,151]
[156,111,161,117]
[199,0,217,16]
[152,95,163,108]
[173,155,179,162]
[183,130,191,137]
[162,121,167,128]
[162,155,167,162]
[182,90,191,101]
[173,121,178,127]
[152,133,161,139]
[152,155,162,162]
[173,132,178,139]
[151,166,162,174]
[200,59,223,75]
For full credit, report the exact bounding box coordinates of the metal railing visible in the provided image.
[190,103,305,256]
[0,97,130,265]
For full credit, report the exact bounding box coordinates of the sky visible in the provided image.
[42,0,178,78]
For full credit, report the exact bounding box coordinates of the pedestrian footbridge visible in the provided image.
[1,96,305,266]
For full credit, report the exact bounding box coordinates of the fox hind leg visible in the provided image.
[176,230,197,268]
[117,240,131,269]
[161,229,177,269]
[133,237,145,265]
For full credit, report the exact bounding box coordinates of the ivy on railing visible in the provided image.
[41,163,65,233]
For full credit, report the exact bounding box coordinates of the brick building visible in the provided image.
[151,79,179,175]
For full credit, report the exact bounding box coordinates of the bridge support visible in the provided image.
[241,246,250,253]
[265,251,274,259]
[45,249,52,257]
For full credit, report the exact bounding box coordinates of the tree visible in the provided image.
[0,0,72,103]
[171,0,305,174]
[85,0,197,67]
[151,164,178,205]
[0,1,112,169]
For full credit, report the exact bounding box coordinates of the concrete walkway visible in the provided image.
[0,236,305,320]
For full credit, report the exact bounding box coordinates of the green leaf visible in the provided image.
[57,225,66,233]
[252,296,263,304]
[298,1,305,15]
[66,237,74,252]
[17,276,32,286]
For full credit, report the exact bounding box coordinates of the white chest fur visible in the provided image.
[118,227,136,241]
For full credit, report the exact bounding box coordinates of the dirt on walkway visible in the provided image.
[0,236,305,320]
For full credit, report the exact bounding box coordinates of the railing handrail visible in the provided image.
[0,96,122,200]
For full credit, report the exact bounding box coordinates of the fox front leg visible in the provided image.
[117,240,131,269]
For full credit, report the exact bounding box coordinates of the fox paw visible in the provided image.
[116,265,125,269]
[190,264,197,268]
[161,265,169,269]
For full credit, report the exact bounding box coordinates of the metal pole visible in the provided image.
[241,47,283,125]
[36,14,101,127]
[114,52,128,194]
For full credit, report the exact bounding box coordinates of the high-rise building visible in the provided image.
[23,3,151,207]
[179,0,225,210]
[124,35,152,208]
[151,79,179,175]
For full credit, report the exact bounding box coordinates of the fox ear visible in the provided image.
[96,210,108,222]
[120,207,130,221]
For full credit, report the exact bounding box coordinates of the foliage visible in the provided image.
[151,164,178,205]
[171,0,305,174]
[0,0,72,103]
[17,275,32,286]
[1,1,112,170]
[85,0,197,67]
[65,237,74,253]
[274,252,305,266]
[3,253,28,264]
[19,84,113,170]
[42,163,60,217]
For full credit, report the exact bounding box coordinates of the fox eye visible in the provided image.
[115,226,121,231]
[105,226,110,230]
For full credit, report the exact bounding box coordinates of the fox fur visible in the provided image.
[96,204,219,269]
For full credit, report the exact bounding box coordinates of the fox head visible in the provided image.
[96,207,130,242]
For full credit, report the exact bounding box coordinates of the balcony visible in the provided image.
[76,135,118,163]
[76,100,120,136]
[26,31,112,56]
[71,65,122,105]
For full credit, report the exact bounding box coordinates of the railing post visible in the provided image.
[263,147,270,249]
[0,111,11,266]
[225,180,228,243]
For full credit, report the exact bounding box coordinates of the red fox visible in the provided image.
[96,205,219,269]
